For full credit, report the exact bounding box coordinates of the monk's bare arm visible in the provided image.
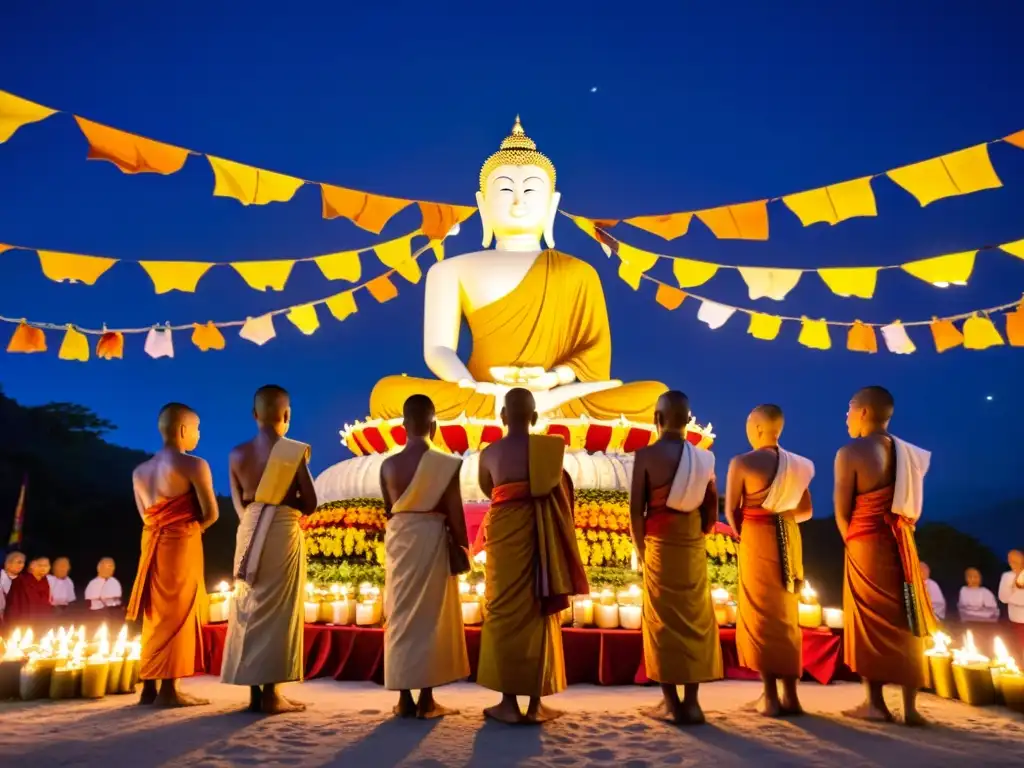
[188,457,220,532]
[293,457,318,515]
[379,462,393,516]
[792,488,813,524]
[833,446,856,540]
[228,448,247,519]
[443,471,469,549]
[478,447,494,499]
[131,469,146,520]
[724,457,744,535]
[629,452,647,558]
[701,478,720,535]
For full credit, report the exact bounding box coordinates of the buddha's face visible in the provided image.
[478,164,557,245]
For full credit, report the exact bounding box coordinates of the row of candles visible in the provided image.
[208,581,385,627]
[925,630,1024,710]
[0,624,142,701]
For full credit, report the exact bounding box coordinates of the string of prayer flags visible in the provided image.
[239,314,276,346]
[817,267,879,299]
[748,313,783,341]
[886,145,1002,208]
[325,290,358,321]
[373,236,418,284]
[901,251,976,287]
[314,250,362,282]
[0,91,56,143]
[58,326,89,362]
[191,322,226,352]
[286,304,320,336]
[140,261,214,294]
[76,117,189,175]
[37,250,117,286]
[1003,239,1024,261]
[696,300,735,330]
[321,184,412,234]
[654,284,686,310]
[7,322,46,353]
[962,314,1004,350]
[366,274,399,303]
[1005,304,1024,346]
[798,318,831,350]
[231,259,295,292]
[846,322,878,353]
[144,326,173,359]
[930,319,964,353]
[880,322,916,354]
[781,177,877,227]
[96,331,124,359]
[208,156,304,206]
[737,267,802,301]
[617,243,660,290]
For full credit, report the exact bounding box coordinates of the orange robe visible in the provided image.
[735,488,802,678]
[643,485,723,685]
[476,434,589,697]
[126,492,205,680]
[843,485,935,688]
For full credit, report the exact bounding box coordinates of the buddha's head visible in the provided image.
[477,116,560,250]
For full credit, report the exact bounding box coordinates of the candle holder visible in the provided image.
[953,663,996,707]
[572,596,594,628]
[823,608,844,630]
[928,655,957,699]
[0,659,25,700]
[594,590,620,629]
[49,664,83,699]
[82,658,110,699]
[559,605,573,627]
[105,657,126,695]
[1001,672,1024,713]
[20,657,57,700]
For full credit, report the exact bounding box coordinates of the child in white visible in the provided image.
[998,550,1024,626]
[958,567,999,623]
[47,557,76,607]
[920,562,946,621]
[84,557,122,610]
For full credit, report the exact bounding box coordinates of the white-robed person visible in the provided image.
[84,557,123,616]
[47,556,76,612]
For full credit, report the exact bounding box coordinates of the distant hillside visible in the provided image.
[0,386,238,593]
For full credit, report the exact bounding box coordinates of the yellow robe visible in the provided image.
[369,250,666,422]
[476,435,588,697]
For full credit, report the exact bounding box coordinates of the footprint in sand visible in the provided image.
[585,748,616,760]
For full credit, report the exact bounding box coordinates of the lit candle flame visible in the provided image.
[330,583,341,597]
[216,581,231,594]
[2,628,24,660]
[474,582,485,598]
[800,580,816,602]
[94,624,108,643]
[458,580,470,595]
[630,548,638,571]
[473,550,487,565]
[628,584,641,597]
[953,630,990,666]
[127,637,141,661]
[305,583,314,598]
[711,587,730,603]
[39,630,55,658]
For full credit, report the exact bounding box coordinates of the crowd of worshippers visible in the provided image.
[0,552,124,628]
[921,555,1024,633]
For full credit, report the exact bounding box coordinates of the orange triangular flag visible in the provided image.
[0,90,57,143]
[418,203,476,240]
[846,322,878,353]
[1004,130,1024,150]
[325,291,358,321]
[321,184,411,234]
[655,284,686,310]
[139,261,214,294]
[366,275,399,303]
[963,314,1004,350]
[37,250,117,285]
[96,331,124,360]
[191,322,226,351]
[75,117,189,175]
[695,200,769,240]
[7,322,46,353]
[1005,304,1024,346]
[626,212,693,240]
[929,318,964,353]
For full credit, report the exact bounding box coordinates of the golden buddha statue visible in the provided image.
[369,117,667,423]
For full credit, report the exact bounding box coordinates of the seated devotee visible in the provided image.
[85,558,123,618]
[726,404,814,718]
[222,385,317,715]
[1,551,25,596]
[380,394,470,719]
[631,391,722,725]
[998,550,1024,646]
[920,562,946,621]
[836,386,935,726]
[47,557,77,613]
[958,568,999,623]
[476,388,588,724]
[128,402,219,708]
[5,556,53,629]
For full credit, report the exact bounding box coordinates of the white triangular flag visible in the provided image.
[697,300,736,330]
[239,314,277,346]
[881,322,916,354]
[144,326,174,359]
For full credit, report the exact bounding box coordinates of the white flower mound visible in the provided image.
[314,450,636,504]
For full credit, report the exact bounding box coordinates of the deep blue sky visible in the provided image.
[1,1,1022,529]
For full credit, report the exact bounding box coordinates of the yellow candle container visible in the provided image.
[711,587,731,628]
[461,600,483,626]
[0,659,25,700]
[49,664,83,699]
[20,657,57,700]
[560,605,573,627]
[81,657,110,699]
[797,581,822,628]
[1001,671,1024,713]
[106,658,125,695]
[572,597,594,628]
[928,654,957,699]
[207,582,232,623]
[594,589,619,629]
[953,663,996,707]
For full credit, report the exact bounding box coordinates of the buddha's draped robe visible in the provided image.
[369,250,667,422]
[384,449,470,691]
[477,435,588,697]
[221,438,309,687]
[643,484,723,685]
[125,491,205,680]
[843,485,935,688]
[4,574,51,628]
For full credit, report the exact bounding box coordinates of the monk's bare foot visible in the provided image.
[903,709,927,727]
[393,701,417,718]
[780,702,805,717]
[484,700,524,725]
[417,700,458,719]
[641,699,679,723]
[755,694,783,718]
[677,701,706,726]
[154,688,208,708]
[261,692,306,715]
[138,682,158,706]
[843,701,893,723]
[248,687,262,713]
[524,701,563,724]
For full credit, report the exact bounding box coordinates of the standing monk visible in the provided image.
[380,394,470,719]
[836,386,935,725]
[477,388,588,724]
[726,404,814,717]
[128,403,219,707]
[631,390,721,725]
[221,385,317,715]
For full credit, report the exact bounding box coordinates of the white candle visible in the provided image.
[461,601,482,625]
[619,604,642,630]
[356,602,381,626]
[823,608,843,629]
[304,601,319,624]
[572,598,594,627]
[595,603,619,629]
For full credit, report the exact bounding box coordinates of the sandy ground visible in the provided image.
[3,678,1024,767]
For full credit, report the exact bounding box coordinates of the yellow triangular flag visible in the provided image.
[287,304,320,336]
[1001,239,1024,260]
[626,212,693,240]
[887,144,1002,207]
[37,250,117,286]
[209,156,303,205]
[782,176,876,226]
[817,267,879,299]
[747,313,783,341]
[139,261,214,294]
[798,317,831,350]
[901,251,976,287]
[962,314,1004,350]
[672,257,719,288]
[314,250,361,282]
[375,236,418,284]
[737,267,802,301]
[58,326,89,362]
[0,91,56,143]
[430,240,445,262]
[231,260,295,291]
[617,243,659,290]
[326,291,358,321]
[254,168,305,205]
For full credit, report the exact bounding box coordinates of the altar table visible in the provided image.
[200,624,852,686]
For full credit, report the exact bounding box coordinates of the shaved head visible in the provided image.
[852,386,894,422]
[655,390,691,432]
[1009,550,1024,570]
[403,394,436,438]
[501,387,537,431]
[158,402,199,451]
[746,403,784,448]
[158,402,195,435]
[254,385,291,436]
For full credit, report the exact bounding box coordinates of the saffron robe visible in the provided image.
[643,483,723,685]
[125,491,205,680]
[369,250,666,422]
[383,449,470,690]
[221,437,309,686]
[4,573,51,627]
[477,434,589,697]
[843,485,936,688]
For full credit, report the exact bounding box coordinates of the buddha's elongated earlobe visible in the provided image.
[476,191,493,248]
[543,191,561,249]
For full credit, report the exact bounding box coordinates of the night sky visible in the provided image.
[1,1,1022,532]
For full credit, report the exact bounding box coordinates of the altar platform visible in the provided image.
[200,623,854,686]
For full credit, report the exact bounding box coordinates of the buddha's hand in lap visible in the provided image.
[459,377,623,417]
